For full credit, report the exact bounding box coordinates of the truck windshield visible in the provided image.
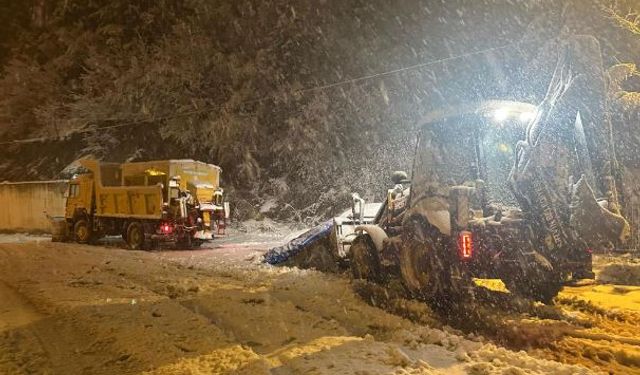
[68,184,80,198]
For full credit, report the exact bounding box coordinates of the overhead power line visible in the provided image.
[0,39,520,146]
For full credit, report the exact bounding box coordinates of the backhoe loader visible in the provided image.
[266,35,630,304]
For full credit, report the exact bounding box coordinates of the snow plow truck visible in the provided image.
[265,35,630,304]
[56,159,228,249]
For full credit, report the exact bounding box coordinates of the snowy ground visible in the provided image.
[0,232,638,374]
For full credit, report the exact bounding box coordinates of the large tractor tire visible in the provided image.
[503,263,564,304]
[504,277,563,304]
[74,219,92,244]
[349,234,381,282]
[503,251,564,304]
[399,216,441,297]
[399,215,471,305]
[126,222,146,250]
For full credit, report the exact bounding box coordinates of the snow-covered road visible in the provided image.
[0,237,637,374]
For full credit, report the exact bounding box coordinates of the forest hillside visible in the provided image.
[0,0,639,222]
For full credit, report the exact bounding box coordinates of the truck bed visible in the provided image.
[95,185,163,219]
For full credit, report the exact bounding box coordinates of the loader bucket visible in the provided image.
[570,175,630,246]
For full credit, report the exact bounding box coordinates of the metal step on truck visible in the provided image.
[54,159,229,249]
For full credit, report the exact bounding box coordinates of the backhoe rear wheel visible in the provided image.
[399,216,469,304]
[74,220,92,244]
[126,222,145,250]
[399,216,440,297]
[503,251,565,304]
[350,234,381,282]
[504,269,564,304]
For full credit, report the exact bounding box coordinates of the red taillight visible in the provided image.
[161,223,173,234]
[458,231,473,259]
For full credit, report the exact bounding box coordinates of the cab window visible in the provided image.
[69,184,80,198]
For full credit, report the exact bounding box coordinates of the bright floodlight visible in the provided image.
[519,110,536,123]
[493,108,509,122]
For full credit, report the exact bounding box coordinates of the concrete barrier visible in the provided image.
[0,180,68,233]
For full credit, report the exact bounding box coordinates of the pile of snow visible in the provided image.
[0,233,51,244]
[597,255,640,286]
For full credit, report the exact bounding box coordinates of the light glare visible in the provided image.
[519,111,535,123]
[493,108,509,122]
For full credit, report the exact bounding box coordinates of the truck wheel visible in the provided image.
[503,251,564,304]
[121,223,128,242]
[399,242,433,296]
[126,222,145,250]
[399,216,450,301]
[350,234,380,282]
[74,220,92,244]
[504,273,563,304]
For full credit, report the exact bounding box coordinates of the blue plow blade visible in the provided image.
[263,220,333,265]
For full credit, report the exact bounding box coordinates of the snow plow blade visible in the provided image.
[263,220,339,272]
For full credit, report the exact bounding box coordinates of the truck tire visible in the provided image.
[504,273,563,304]
[121,222,128,242]
[126,222,145,250]
[400,216,433,293]
[74,220,92,244]
[350,234,380,282]
[399,215,462,303]
[503,251,564,304]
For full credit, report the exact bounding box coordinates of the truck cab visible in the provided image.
[64,174,94,220]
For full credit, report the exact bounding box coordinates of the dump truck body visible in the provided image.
[119,159,221,194]
[103,159,227,233]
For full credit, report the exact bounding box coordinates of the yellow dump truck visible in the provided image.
[62,159,228,249]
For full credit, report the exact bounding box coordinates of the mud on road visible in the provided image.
[0,240,638,375]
